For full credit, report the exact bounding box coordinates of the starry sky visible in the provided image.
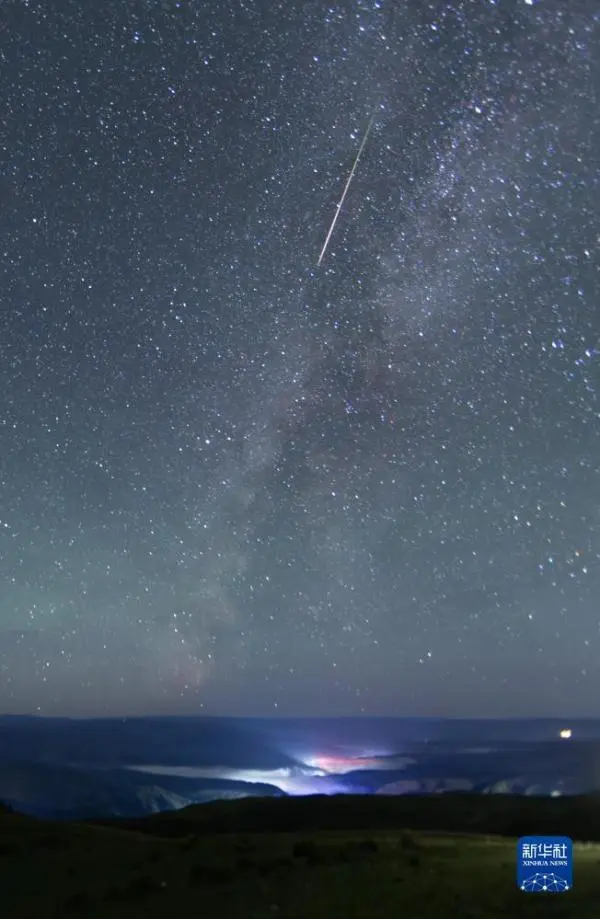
[1,0,599,718]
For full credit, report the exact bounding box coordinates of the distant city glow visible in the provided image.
[301,753,381,773]
[299,751,412,773]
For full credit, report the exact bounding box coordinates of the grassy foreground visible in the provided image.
[2,798,599,918]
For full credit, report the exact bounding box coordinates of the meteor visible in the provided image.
[317,109,376,267]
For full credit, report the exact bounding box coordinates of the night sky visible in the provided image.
[1,0,599,718]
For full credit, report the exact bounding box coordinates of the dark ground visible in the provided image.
[2,794,599,918]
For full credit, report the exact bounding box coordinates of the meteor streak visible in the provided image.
[317,110,376,267]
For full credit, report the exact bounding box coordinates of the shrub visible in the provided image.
[179,835,196,851]
[292,839,319,859]
[189,863,207,883]
[399,830,420,851]
[62,891,87,911]
[356,838,379,854]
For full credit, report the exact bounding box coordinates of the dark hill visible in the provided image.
[94,791,600,842]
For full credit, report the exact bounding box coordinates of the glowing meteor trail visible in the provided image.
[317,110,376,267]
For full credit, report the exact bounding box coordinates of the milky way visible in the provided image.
[0,0,599,716]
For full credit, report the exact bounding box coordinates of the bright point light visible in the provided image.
[559,728,572,739]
